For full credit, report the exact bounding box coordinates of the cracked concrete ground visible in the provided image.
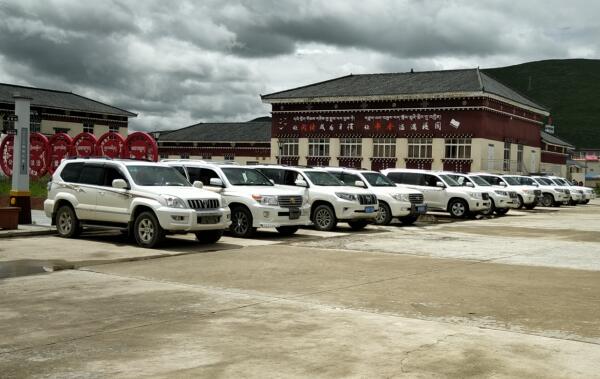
[1,201,599,377]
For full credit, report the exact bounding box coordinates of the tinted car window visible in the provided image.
[172,166,187,178]
[258,168,284,184]
[79,165,105,185]
[187,167,220,185]
[60,162,85,183]
[386,172,404,183]
[104,166,127,187]
[341,173,361,186]
[423,174,439,187]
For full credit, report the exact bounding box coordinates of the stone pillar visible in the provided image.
[10,94,32,224]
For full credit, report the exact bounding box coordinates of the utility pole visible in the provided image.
[10,93,32,224]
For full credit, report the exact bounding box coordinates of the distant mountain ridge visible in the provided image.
[484,59,600,149]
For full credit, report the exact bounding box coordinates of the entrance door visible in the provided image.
[487,144,495,171]
[530,151,537,173]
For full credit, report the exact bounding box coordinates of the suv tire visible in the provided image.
[230,205,256,238]
[399,215,419,225]
[134,211,165,248]
[524,203,536,210]
[541,193,554,207]
[480,199,495,216]
[495,208,509,216]
[276,226,299,236]
[448,199,469,218]
[55,205,81,238]
[312,204,337,231]
[515,195,524,209]
[374,201,392,225]
[195,230,223,244]
[348,220,368,230]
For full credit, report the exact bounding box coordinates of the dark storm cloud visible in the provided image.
[0,0,598,132]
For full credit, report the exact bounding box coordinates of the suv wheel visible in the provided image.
[195,230,223,244]
[449,199,469,218]
[134,211,165,248]
[276,226,299,236]
[312,204,337,231]
[348,220,368,230]
[495,208,509,216]
[480,199,495,216]
[55,205,81,238]
[399,215,419,225]
[230,206,256,238]
[374,201,392,225]
[541,193,554,207]
[515,195,524,209]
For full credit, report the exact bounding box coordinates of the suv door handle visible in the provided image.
[75,187,85,192]
[98,191,105,196]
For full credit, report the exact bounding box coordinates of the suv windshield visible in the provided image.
[304,171,344,186]
[535,177,553,185]
[362,172,396,187]
[469,175,491,186]
[555,178,569,185]
[222,167,273,186]
[438,174,461,187]
[127,165,190,186]
[503,176,521,185]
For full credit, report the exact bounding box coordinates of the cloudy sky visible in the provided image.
[0,0,598,132]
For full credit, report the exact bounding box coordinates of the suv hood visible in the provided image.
[138,186,221,199]
[229,185,305,196]
[313,185,375,195]
[370,186,420,195]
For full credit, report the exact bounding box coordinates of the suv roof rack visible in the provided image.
[65,156,113,160]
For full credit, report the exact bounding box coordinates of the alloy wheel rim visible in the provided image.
[376,206,386,223]
[543,196,552,207]
[315,209,331,228]
[452,202,465,216]
[58,211,72,233]
[138,218,155,242]
[233,211,248,234]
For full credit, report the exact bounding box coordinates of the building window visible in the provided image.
[83,123,94,133]
[517,144,524,171]
[202,155,212,160]
[373,138,396,158]
[408,138,433,158]
[224,154,234,161]
[109,125,120,133]
[339,138,362,157]
[504,142,511,171]
[308,138,330,157]
[278,138,299,156]
[180,152,190,159]
[444,138,472,159]
[30,115,41,133]
[54,128,70,134]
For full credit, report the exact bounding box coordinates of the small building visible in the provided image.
[572,148,600,186]
[0,83,136,138]
[157,120,271,164]
[539,131,574,177]
[261,69,550,173]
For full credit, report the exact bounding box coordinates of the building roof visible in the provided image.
[157,121,271,143]
[261,68,548,112]
[541,131,575,149]
[0,83,136,117]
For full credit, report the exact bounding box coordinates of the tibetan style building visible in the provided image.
[261,69,550,173]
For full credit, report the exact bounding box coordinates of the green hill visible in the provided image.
[484,59,600,149]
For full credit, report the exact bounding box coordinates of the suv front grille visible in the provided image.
[482,193,490,201]
[534,190,542,196]
[409,193,424,204]
[188,199,220,209]
[358,194,377,205]
[509,192,518,199]
[564,189,570,195]
[278,195,303,208]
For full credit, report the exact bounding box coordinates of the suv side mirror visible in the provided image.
[465,181,474,187]
[295,179,308,187]
[499,181,507,187]
[533,182,539,187]
[355,180,367,188]
[209,178,224,187]
[192,181,203,189]
[436,181,446,188]
[112,179,128,189]
[269,179,275,185]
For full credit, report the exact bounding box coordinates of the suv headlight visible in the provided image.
[252,194,279,206]
[391,193,409,202]
[523,189,532,194]
[468,192,482,199]
[494,190,508,196]
[335,192,358,202]
[554,188,563,193]
[161,195,187,209]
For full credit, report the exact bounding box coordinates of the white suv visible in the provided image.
[45,158,231,248]
[381,169,491,218]
[445,173,518,216]
[530,176,570,207]
[547,176,588,205]
[163,160,311,237]
[324,167,427,225]
[475,173,540,210]
[254,166,379,231]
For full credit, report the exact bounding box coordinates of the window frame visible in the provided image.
[339,138,362,158]
[373,138,396,158]
[408,138,433,159]
[444,138,472,159]
[308,138,330,157]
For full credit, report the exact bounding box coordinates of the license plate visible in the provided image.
[365,206,375,213]
[412,204,427,214]
[289,207,300,220]
[198,216,220,224]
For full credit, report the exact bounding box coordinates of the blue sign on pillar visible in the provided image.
[20,128,29,175]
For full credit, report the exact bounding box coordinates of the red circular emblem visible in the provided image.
[96,132,125,159]
[123,132,158,161]
[29,132,50,178]
[48,133,73,174]
[0,135,14,176]
[72,132,98,157]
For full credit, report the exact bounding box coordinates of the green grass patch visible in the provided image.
[0,175,49,198]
